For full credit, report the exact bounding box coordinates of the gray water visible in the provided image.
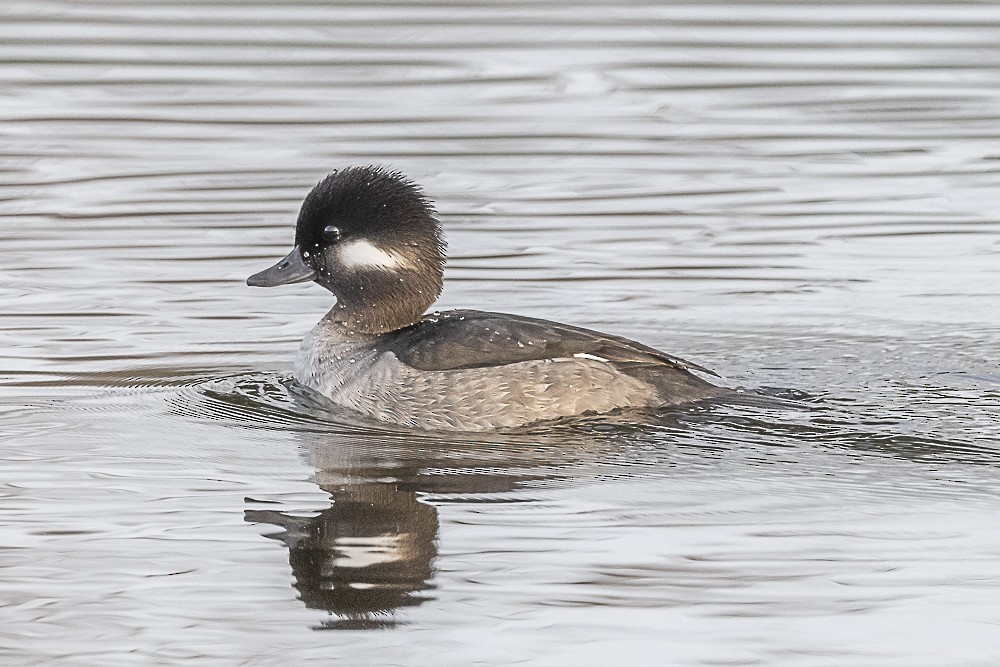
[2,1,999,665]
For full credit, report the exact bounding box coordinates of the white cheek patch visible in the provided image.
[339,239,410,271]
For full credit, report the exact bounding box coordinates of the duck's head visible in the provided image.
[248,166,445,334]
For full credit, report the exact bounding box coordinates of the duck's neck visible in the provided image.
[319,249,443,337]
[322,296,430,337]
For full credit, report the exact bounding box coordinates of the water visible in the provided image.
[2,1,999,664]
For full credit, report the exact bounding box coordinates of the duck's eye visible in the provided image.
[322,225,342,243]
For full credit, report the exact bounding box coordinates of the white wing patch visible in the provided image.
[573,352,609,362]
[339,239,409,271]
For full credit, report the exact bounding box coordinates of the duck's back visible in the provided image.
[295,309,722,431]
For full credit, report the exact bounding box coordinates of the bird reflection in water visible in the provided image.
[243,417,538,630]
[246,476,438,629]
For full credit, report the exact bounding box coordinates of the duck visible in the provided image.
[247,166,725,431]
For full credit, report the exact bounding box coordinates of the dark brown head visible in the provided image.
[248,167,445,334]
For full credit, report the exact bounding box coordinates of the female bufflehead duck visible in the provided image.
[248,166,724,431]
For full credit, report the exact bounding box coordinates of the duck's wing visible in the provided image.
[380,309,717,377]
